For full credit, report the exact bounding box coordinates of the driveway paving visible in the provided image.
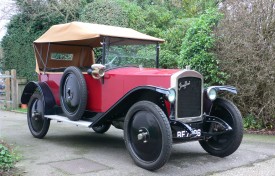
[1,110,275,176]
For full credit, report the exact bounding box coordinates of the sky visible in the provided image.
[0,0,16,41]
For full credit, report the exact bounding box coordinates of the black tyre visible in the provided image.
[92,123,111,134]
[199,98,243,157]
[124,101,172,171]
[27,93,50,139]
[60,66,87,121]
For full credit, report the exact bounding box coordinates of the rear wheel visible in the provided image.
[199,98,243,157]
[27,93,50,139]
[60,66,87,121]
[124,101,172,171]
[92,123,111,134]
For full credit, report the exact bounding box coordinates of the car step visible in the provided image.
[45,115,92,127]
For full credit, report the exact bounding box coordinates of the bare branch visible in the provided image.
[216,0,275,127]
[0,0,17,31]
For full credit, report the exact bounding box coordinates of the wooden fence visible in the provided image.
[0,69,27,109]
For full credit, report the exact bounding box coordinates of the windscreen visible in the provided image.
[105,38,157,69]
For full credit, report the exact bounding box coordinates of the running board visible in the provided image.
[45,115,93,127]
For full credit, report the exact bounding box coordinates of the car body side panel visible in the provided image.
[91,86,169,126]
[39,68,179,113]
[40,74,62,106]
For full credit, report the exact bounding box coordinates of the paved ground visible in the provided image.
[1,110,275,176]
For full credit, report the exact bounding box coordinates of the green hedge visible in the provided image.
[80,0,128,27]
[179,8,227,85]
[1,15,38,81]
[2,0,222,82]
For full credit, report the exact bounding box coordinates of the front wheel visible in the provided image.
[27,93,50,139]
[199,98,243,157]
[124,101,172,171]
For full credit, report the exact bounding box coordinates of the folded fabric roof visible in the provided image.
[34,21,164,47]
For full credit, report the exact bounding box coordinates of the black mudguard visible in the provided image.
[91,86,169,127]
[21,81,56,113]
[203,86,237,114]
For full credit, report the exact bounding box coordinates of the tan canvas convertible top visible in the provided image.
[34,21,164,46]
[34,22,164,73]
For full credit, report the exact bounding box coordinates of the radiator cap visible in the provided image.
[186,65,191,70]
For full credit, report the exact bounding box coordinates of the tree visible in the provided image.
[0,47,3,71]
[80,0,128,27]
[179,8,226,85]
[1,0,86,80]
[0,0,17,30]
[2,0,223,82]
[181,0,221,17]
[215,0,275,129]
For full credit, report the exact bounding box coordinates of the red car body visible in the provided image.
[40,67,178,112]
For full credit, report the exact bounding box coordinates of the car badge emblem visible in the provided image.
[178,81,191,91]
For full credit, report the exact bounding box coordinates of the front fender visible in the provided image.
[207,86,237,94]
[203,86,237,114]
[92,86,169,127]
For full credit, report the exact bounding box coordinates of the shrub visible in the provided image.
[215,0,275,129]
[1,0,85,81]
[80,0,128,27]
[160,50,178,69]
[243,114,264,130]
[1,15,38,81]
[179,8,227,85]
[119,0,145,30]
[0,142,17,171]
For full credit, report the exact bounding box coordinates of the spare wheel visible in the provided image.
[60,66,87,121]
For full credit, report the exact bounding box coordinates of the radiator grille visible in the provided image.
[177,77,202,118]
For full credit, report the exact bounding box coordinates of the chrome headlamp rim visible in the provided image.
[167,88,176,103]
[207,87,217,101]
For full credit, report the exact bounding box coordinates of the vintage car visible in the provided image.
[21,22,243,171]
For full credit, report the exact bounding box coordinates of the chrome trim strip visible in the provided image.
[155,87,169,95]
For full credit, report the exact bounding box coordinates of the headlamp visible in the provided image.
[207,87,217,101]
[167,88,176,103]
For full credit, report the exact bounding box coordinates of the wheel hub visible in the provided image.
[66,88,73,100]
[137,127,149,143]
[33,111,41,121]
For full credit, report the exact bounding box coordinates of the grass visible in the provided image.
[244,133,275,143]
[12,108,27,114]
